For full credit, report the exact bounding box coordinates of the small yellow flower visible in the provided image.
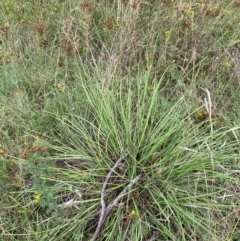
[33,135,40,147]
[130,210,136,216]
[34,194,42,203]
[185,3,194,15]
[129,209,138,219]
[165,30,171,35]
[147,85,154,92]
[5,57,11,63]
[57,83,65,93]
[35,135,40,142]
[83,14,91,21]
[0,149,4,154]
[197,111,203,118]
[224,10,231,15]
[221,61,231,68]
[146,53,154,62]
[195,109,208,121]
[102,18,116,31]
[185,3,191,10]
[188,10,194,16]
[24,139,28,147]
[19,19,24,24]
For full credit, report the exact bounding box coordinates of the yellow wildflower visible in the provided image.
[195,109,208,121]
[35,135,40,143]
[0,149,4,154]
[188,10,194,16]
[102,18,116,32]
[33,135,40,147]
[185,3,191,10]
[130,210,136,216]
[147,85,154,92]
[57,83,65,93]
[24,138,28,147]
[221,61,231,68]
[34,193,42,203]
[129,209,138,219]
[223,10,231,15]
[165,30,171,35]
[146,53,154,62]
[19,19,24,24]
[53,6,58,12]
[5,57,11,63]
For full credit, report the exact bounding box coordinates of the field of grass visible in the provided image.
[1,0,240,240]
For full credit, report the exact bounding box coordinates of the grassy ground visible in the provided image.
[1,0,240,240]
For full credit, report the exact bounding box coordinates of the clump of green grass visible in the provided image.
[2,72,239,240]
[44,72,240,241]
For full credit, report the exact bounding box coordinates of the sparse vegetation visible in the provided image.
[1,0,240,240]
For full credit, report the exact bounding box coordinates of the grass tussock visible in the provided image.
[1,0,240,240]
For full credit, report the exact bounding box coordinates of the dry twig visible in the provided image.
[92,153,140,241]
